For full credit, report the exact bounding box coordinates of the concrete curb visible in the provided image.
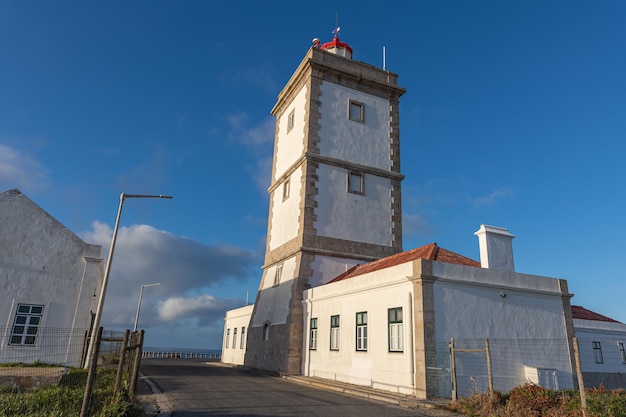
[136,371,172,417]
[284,375,450,410]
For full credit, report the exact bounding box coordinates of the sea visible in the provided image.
[143,346,222,356]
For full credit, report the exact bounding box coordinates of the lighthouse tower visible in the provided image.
[245,30,406,374]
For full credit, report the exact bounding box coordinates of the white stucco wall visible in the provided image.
[0,190,103,367]
[268,166,303,251]
[574,319,626,373]
[308,255,362,288]
[274,84,307,182]
[318,81,392,170]
[432,262,574,393]
[221,304,253,365]
[302,263,415,395]
[314,164,393,246]
[251,255,298,327]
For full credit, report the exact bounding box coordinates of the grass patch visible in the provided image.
[0,367,144,417]
[446,383,626,417]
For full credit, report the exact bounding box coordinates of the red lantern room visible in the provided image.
[315,27,353,59]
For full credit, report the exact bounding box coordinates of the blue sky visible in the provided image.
[1,1,625,349]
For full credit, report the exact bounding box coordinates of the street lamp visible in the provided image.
[85,193,172,368]
[134,282,161,332]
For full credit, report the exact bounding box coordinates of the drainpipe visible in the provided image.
[408,291,415,389]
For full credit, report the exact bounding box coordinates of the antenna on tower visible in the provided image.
[383,46,387,71]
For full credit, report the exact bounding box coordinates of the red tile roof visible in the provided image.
[572,305,621,323]
[328,243,480,283]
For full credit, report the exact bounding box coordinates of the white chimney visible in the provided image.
[474,224,515,271]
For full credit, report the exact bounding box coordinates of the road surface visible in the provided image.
[137,359,459,417]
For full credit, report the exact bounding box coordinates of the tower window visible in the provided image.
[9,304,44,346]
[348,100,364,122]
[347,172,364,195]
[283,179,290,201]
[232,327,237,349]
[287,109,295,132]
[273,265,283,286]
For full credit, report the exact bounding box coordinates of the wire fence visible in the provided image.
[426,335,626,405]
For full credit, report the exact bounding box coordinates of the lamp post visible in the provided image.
[85,193,172,369]
[134,282,161,332]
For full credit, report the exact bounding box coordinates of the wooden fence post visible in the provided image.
[572,337,588,417]
[114,329,130,395]
[484,338,493,395]
[130,330,144,395]
[450,337,457,401]
[80,326,103,417]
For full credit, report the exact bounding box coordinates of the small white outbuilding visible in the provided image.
[0,189,103,367]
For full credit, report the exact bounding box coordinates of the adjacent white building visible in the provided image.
[0,189,103,367]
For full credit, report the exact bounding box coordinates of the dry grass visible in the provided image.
[446,383,626,417]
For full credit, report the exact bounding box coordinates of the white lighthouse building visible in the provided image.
[242,31,406,374]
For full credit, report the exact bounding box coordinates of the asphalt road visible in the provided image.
[137,359,459,417]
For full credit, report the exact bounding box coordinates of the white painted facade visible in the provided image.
[301,253,575,398]
[575,319,626,373]
[268,165,303,251]
[273,84,307,182]
[221,305,254,366]
[317,82,392,170]
[0,189,103,367]
[314,164,393,247]
[251,255,297,327]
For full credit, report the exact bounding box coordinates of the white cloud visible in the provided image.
[228,113,275,147]
[472,187,514,208]
[158,294,238,321]
[80,221,260,332]
[0,144,50,192]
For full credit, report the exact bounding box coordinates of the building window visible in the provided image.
[9,304,44,346]
[347,172,364,195]
[310,318,318,350]
[348,99,364,122]
[356,312,367,351]
[232,327,237,349]
[330,315,340,351]
[263,323,270,341]
[592,341,603,364]
[388,307,403,352]
[287,109,295,132]
[240,327,245,349]
[225,329,230,349]
[283,179,290,201]
[619,342,626,364]
[273,265,283,286]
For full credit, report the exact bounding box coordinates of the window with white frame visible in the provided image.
[356,311,367,351]
[273,265,283,286]
[330,315,340,351]
[283,178,290,201]
[240,327,245,349]
[388,307,403,352]
[348,99,364,122]
[619,342,626,364]
[232,327,237,349]
[347,172,364,195]
[592,341,603,364]
[310,318,318,350]
[9,304,44,346]
[225,329,230,349]
[287,109,295,132]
